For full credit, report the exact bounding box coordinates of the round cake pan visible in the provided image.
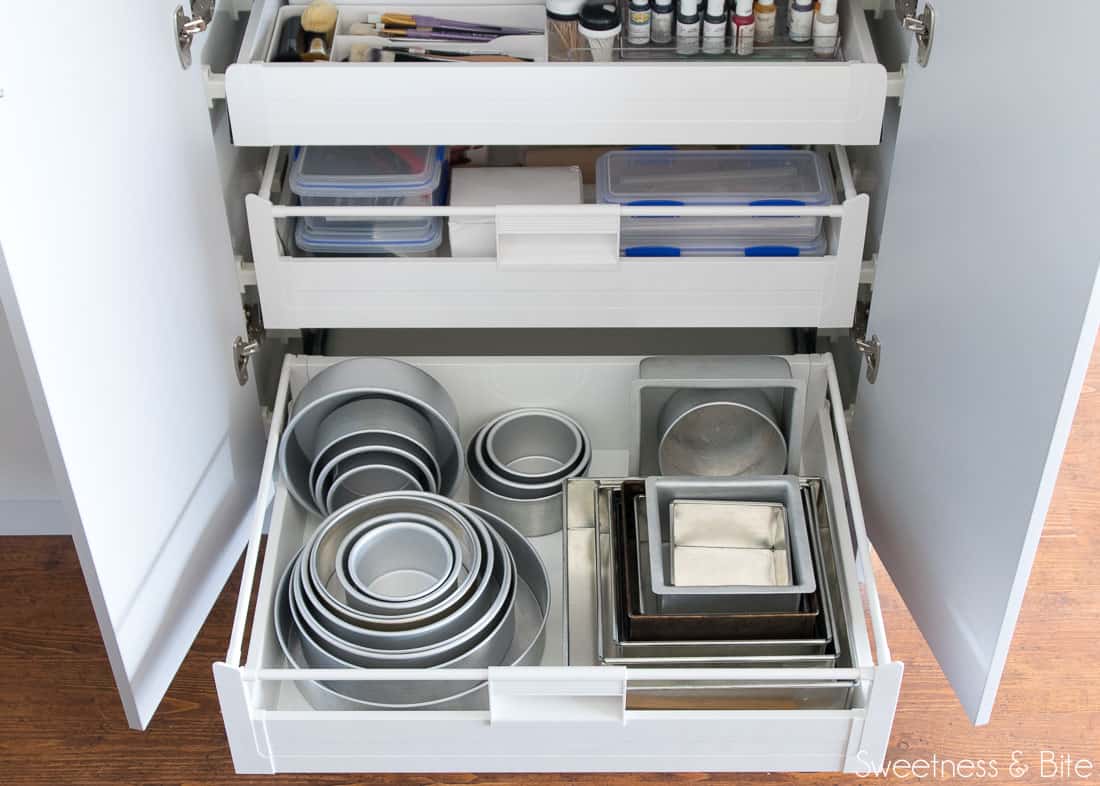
[469,424,590,501]
[657,387,787,477]
[309,495,484,628]
[324,457,425,515]
[303,495,494,644]
[311,431,441,504]
[312,397,437,464]
[467,470,566,538]
[293,521,513,667]
[277,358,463,514]
[272,501,550,710]
[334,513,463,614]
[483,409,586,484]
[314,443,436,515]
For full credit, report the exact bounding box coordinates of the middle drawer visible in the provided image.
[246,145,868,330]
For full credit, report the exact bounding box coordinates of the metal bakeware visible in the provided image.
[657,387,787,477]
[617,481,821,642]
[277,358,463,514]
[272,502,551,710]
[669,500,792,587]
[294,523,514,666]
[342,519,458,603]
[595,482,841,667]
[312,397,437,466]
[311,432,441,507]
[323,454,426,515]
[484,409,587,483]
[645,476,816,612]
[466,409,592,537]
[334,513,465,614]
[307,494,485,631]
[632,355,807,477]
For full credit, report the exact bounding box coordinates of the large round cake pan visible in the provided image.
[657,387,787,477]
[295,521,513,666]
[277,358,463,514]
[312,397,437,465]
[311,432,440,507]
[483,409,586,484]
[305,494,488,635]
[272,502,551,710]
[334,512,464,615]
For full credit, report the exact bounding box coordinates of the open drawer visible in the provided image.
[247,146,868,329]
[225,0,887,146]
[212,352,902,774]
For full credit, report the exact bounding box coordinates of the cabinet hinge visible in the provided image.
[854,334,881,384]
[894,0,935,67]
[175,0,215,69]
[233,304,265,386]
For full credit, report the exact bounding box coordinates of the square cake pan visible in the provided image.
[645,476,816,612]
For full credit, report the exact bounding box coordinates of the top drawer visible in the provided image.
[225,0,887,146]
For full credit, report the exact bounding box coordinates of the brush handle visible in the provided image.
[386,28,499,42]
[383,13,540,35]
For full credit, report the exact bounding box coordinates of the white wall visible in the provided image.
[0,299,68,534]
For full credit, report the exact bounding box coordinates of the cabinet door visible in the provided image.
[0,3,264,729]
[853,2,1100,724]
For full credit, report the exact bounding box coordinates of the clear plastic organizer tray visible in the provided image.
[226,0,888,146]
[245,145,869,328]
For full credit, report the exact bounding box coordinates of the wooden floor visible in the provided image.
[2,349,1099,786]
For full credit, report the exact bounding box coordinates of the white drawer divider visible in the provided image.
[488,666,627,724]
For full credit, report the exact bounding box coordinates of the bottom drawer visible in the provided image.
[214,353,901,774]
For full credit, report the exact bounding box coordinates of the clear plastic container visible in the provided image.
[620,216,827,257]
[294,216,443,256]
[289,146,446,210]
[597,149,836,241]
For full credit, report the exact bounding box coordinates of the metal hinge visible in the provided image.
[854,334,881,384]
[895,0,935,67]
[175,0,215,69]
[233,304,265,386]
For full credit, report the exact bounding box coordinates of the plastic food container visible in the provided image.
[621,223,828,257]
[596,149,836,246]
[290,146,445,207]
[295,216,443,256]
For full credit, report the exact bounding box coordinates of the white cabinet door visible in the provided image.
[0,3,264,728]
[853,2,1100,724]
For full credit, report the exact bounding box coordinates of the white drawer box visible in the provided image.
[213,352,901,774]
[247,146,868,329]
[225,0,887,146]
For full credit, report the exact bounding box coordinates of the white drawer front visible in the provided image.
[215,353,900,774]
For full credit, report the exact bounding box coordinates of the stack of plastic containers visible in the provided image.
[290,146,446,256]
[595,149,835,257]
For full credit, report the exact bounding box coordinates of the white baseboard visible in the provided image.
[0,499,70,535]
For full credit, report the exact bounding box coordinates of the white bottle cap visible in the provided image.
[679,0,699,16]
[757,0,774,5]
[818,0,838,13]
[655,0,673,8]
[547,0,586,16]
[705,0,723,16]
[734,0,752,15]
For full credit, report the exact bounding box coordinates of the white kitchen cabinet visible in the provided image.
[0,0,1098,776]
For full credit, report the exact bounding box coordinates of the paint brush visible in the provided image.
[373,12,543,36]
